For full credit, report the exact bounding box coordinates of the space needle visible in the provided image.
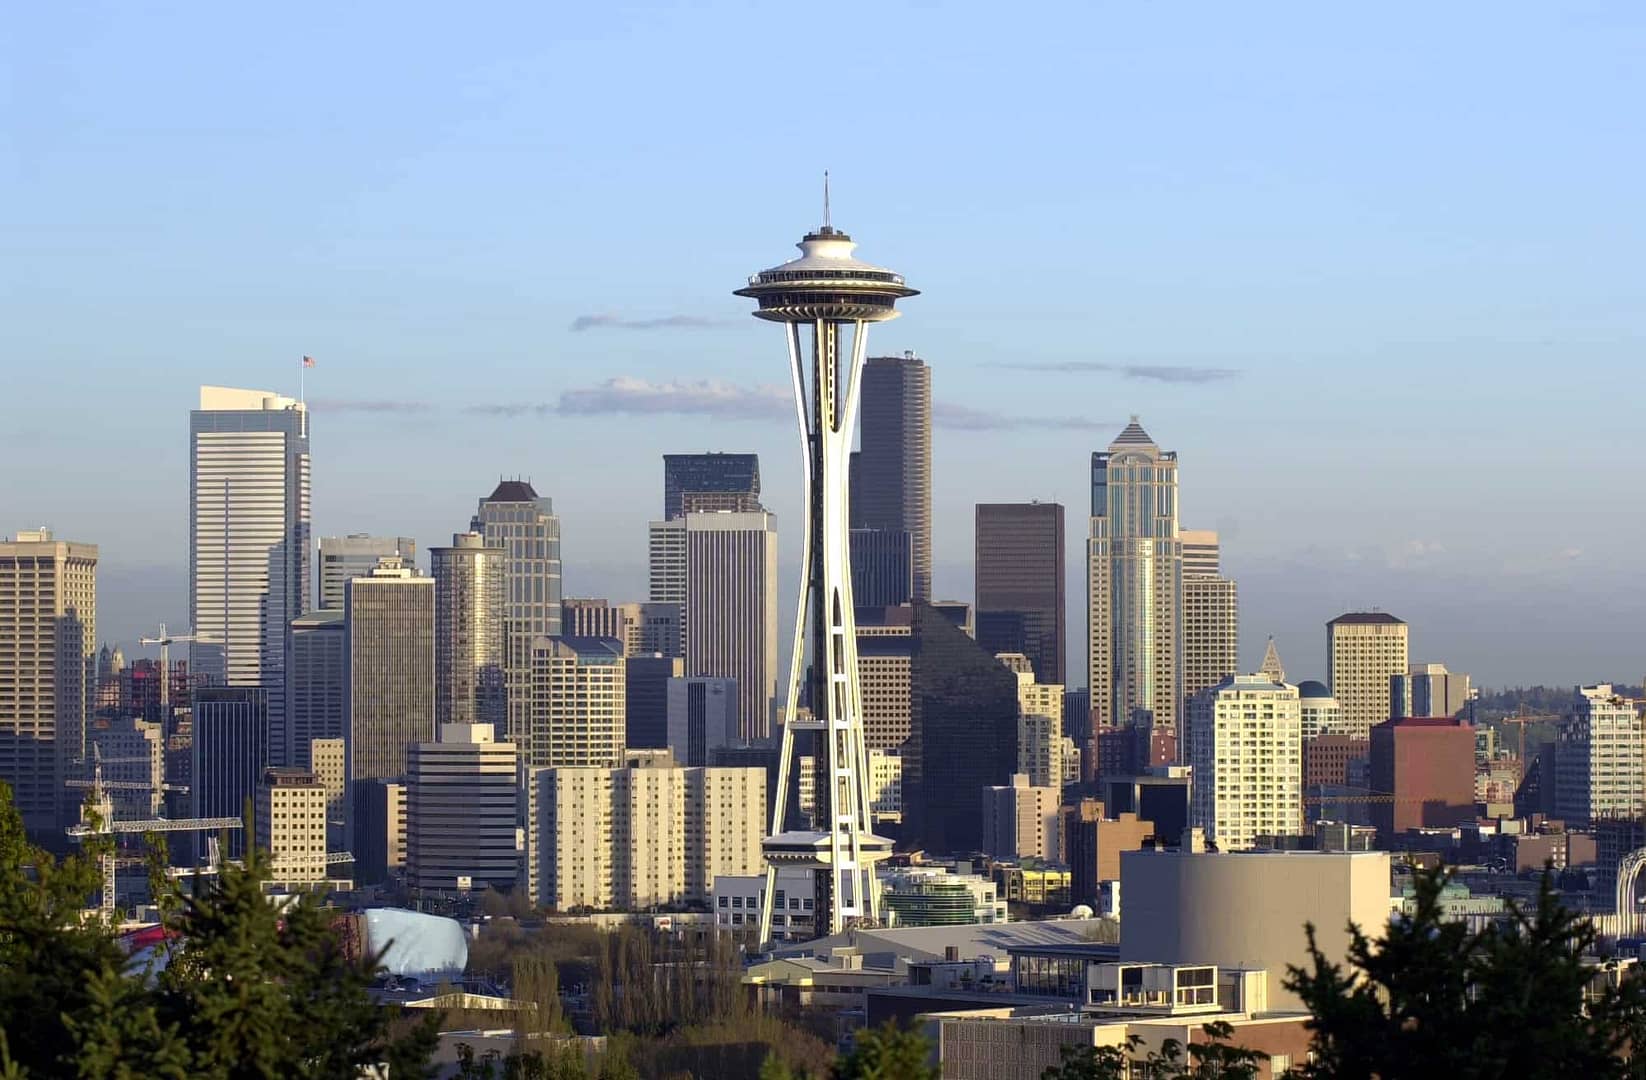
[736,182,917,943]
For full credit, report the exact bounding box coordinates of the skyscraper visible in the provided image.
[1326,612,1409,738]
[975,501,1066,685]
[406,723,519,893]
[1088,419,1182,734]
[1392,662,1472,720]
[528,637,626,768]
[430,532,506,736]
[854,353,932,602]
[317,535,417,610]
[736,207,915,939]
[190,386,310,766]
[1187,674,1304,851]
[666,676,740,766]
[849,528,913,609]
[1554,685,1645,827]
[1180,529,1238,709]
[193,686,269,857]
[625,654,683,749]
[287,609,344,768]
[344,561,435,837]
[471,480,562,746]
[909,605,1019,855]
[662,453,761,521]
[683,510,778,741]
[563,598,646,654]
[0,529,96,832]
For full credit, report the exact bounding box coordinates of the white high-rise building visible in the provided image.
[190,386,310,766]
[317,534,416,611]
[684,511,778,741]
[0,529,97,832]
[529,637,626,768]
[1554,685,1645,827]
[525,757,764,910]
[1188,674,1304,851]
[406,723,518,893]
[471,480,562,748]
[1088,419,1182,733]
[1327,613,1409,737]
[1297,681,1345,740]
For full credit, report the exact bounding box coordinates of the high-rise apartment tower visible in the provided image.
[471,480,562,745]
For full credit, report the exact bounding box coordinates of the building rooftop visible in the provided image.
[1109,418,1156,448]
[483,479,540,502]
[1297,680,1332,699]
[1328,611,1406,626]
[772,918,1113,966]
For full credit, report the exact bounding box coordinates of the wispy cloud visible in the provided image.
[321,375,1110,432]
[306,398,435,414]
[558,376,791,420]
[933,402,1110,432]
[569,313,728,332]
[994,361,1240,384]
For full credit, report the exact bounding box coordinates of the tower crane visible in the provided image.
[136,622,211,712]
[66,755,240,913]
[1499,707,1562,766]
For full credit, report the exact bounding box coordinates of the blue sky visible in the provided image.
[3,2,1642,686]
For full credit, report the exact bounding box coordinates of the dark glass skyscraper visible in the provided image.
[853,354,932,602]
[908,604,1018,855]
[662,453,761,520]
[974,501,1066,685]
[192,686,268,857]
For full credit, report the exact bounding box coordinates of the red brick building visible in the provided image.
[1369,716,1476,842]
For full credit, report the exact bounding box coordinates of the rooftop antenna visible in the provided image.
[823,170,831,229]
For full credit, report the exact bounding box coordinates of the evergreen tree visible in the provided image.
[831,1021,939,1080]
[1286,866,1646,1079]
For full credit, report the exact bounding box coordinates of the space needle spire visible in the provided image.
[736,194,918,943]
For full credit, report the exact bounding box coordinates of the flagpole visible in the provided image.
[300,356,306,407]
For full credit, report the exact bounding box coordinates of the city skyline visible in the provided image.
[5,5,1644,688]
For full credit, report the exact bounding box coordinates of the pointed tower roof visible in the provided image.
[1110,415,1156,449]
[1259,636,1286,683]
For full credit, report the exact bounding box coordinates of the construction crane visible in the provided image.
[1499,708,1562,766]
[136,622,211,712]
[66,757,241,913]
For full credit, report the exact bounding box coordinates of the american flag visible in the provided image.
[302,356,316,368]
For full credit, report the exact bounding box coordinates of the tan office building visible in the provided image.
[257,767,328,886]
[0,529,96,832]
[529,636,626,768]
[1327,612,1409,737]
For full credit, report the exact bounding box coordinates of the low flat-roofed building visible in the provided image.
[1120,843,1391,1011]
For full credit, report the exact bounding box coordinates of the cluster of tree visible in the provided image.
[1474,683,1642,721]
[0,781,438,1078]
[12,772,1646,1080]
